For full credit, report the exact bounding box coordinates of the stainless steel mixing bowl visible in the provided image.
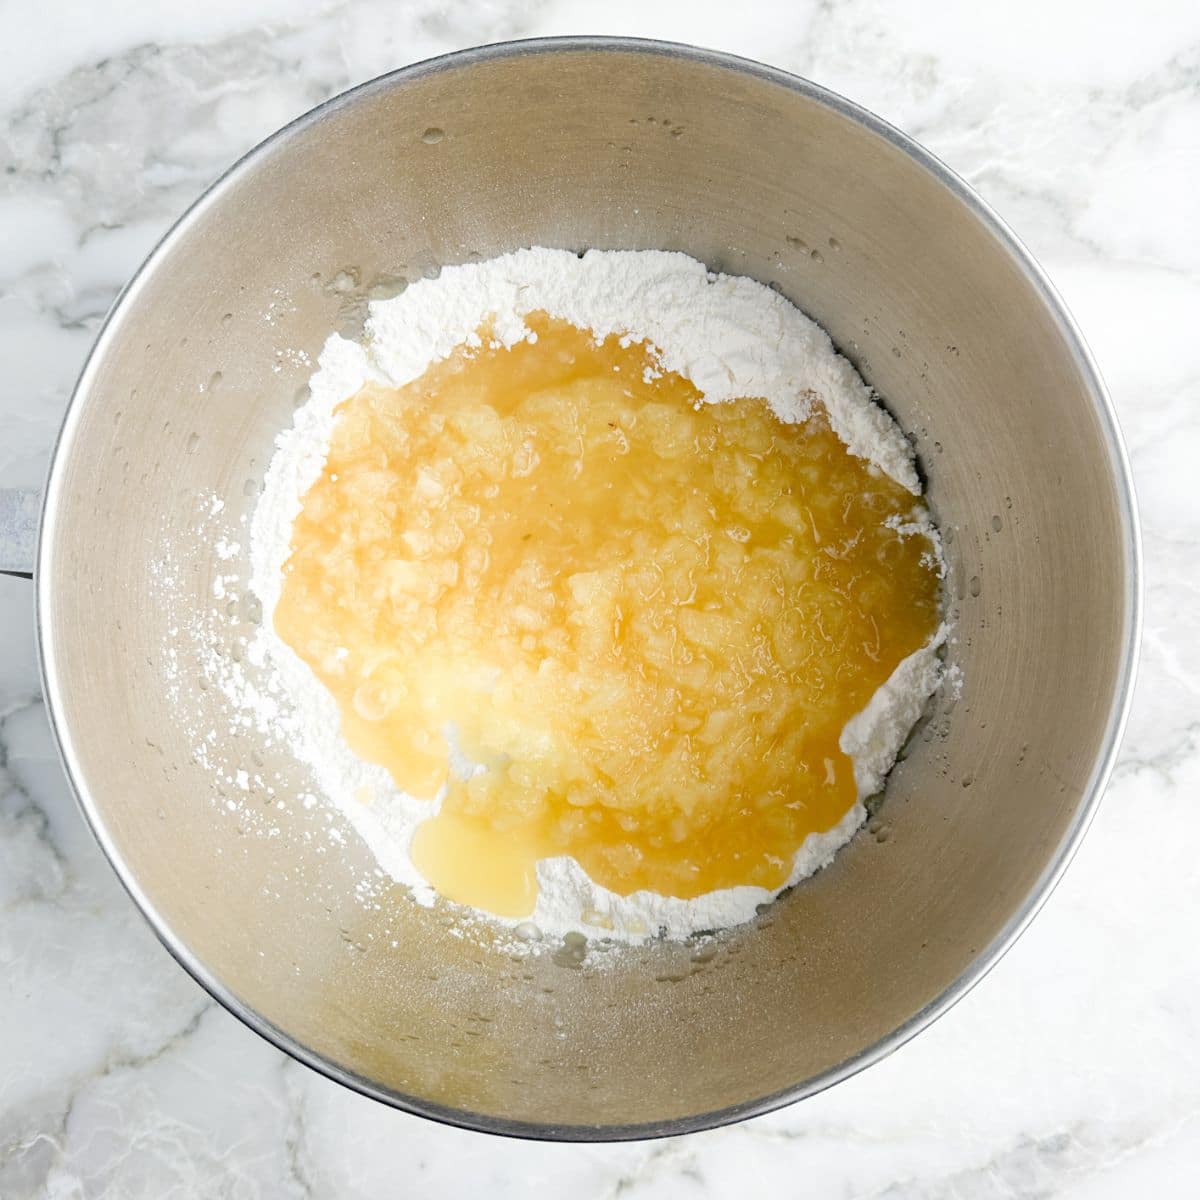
[33,38,1139,1138]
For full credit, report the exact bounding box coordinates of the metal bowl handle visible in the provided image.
[0,489,38,579]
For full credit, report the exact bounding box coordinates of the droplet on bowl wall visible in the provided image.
[991,515,1002,532]
[828,236,841,251]
[367,275,409,301]
[553,932,588,968]
[421,127,445,144]
[335,300,369,339]
[186,432,200,453]
[327,268,359,294]
[243,478,260,497]
[810,248,824,263]
[969,576,982,597]
[654,970,690,984]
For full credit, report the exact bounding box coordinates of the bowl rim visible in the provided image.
[36,34,1143,1142]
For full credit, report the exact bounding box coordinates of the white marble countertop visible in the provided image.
[2,1,1199,1195]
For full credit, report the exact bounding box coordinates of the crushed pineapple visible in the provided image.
[274,314,940,917]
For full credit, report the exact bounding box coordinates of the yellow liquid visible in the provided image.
[275,314,941,917]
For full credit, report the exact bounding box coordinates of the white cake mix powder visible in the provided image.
[240,248,945,946]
